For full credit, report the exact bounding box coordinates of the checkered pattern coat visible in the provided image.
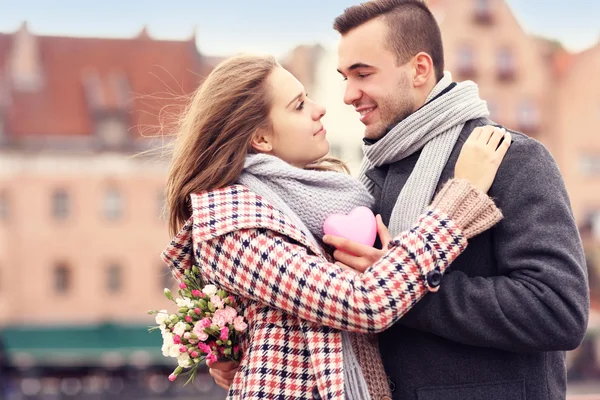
[162,185,467,399]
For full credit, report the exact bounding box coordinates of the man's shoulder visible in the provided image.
[462,118,550,160]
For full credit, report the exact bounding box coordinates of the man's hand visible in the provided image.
[207,359,239,391]
[323,215,392,273]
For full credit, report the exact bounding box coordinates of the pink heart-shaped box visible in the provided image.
[323,206,377,247]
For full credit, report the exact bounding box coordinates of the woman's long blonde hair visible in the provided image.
[166,54,348,236]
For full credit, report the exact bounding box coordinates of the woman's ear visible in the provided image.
[250,129,274,153]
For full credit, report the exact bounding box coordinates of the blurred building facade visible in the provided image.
[0,23,226,398]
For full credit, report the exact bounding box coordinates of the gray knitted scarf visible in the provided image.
[237,153,374,400]
[359,72,489,236]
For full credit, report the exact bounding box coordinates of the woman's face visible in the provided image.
[253,66,329,168]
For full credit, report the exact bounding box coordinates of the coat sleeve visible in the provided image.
[399,138,590,352]
[196,209,467,334]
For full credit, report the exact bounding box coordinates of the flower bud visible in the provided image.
[164,289,173,301]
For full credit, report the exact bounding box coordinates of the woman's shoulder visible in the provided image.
[189,185,318,252]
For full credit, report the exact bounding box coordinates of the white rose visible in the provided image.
[162,332,174,346]
[202,285,218,297]
[155,311,168,325]
[161,343,171,357]
[177,353,193,368]
[175,298,189,308]
[174,298,194,309]
[169,345,181,358]
[173,322,187,337]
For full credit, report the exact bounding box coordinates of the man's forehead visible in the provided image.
[337,39,389,72]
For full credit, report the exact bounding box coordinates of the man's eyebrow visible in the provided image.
[337,62,374,74]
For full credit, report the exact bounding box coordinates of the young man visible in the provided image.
[209,1,589,399]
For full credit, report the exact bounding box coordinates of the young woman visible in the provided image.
[162,55,510,400]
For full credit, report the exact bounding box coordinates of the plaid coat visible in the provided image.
[162,185,467,399]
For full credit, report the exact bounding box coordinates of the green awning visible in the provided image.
[0,323,169,367]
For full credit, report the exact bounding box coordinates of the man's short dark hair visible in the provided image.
[334,0,445,81]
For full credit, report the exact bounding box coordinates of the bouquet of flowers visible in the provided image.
[148,266,247,384]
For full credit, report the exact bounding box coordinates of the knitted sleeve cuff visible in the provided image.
[430,178,503,239]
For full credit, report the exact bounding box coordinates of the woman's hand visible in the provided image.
[323,215,392,273]
[207,359,239,391]
[454,125,512,193]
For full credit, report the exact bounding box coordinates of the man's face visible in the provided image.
[337,18,417,140]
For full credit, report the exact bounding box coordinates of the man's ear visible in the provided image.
[411,52,434,88]
[250,128,274,153]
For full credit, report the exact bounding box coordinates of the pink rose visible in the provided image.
[211,313,228,328]
[197,343,211,354]
[173,335,181,344]
[190,351,199,358]
[210,295,224,310]
[223,306,238,323]
[233,316,248,332]
[185,316,192,323]
[192,321,209,342]
[197,331,208,341]
[219,326,229,341]
[168,373,177,382]
[191,290,202,297]
[199,318,211,328]
[178,282,187,289]
[206,352,218,364]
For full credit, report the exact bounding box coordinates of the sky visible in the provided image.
[0,0,598,57]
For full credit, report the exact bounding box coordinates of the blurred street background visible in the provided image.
[0,0,599,398]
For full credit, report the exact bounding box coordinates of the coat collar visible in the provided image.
[162,185,326,274]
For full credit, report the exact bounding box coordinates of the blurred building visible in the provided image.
[0,23,226,398]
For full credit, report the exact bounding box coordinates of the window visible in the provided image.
[97,116,128,150]
[54,264,71,294]
[457,45,476,78]
[104,188,123,220]
[474,0,494,24]
[487,100,500,121]
[516,100,539,133]
[329,143,343,158]
[583,211,600,240]
[580,155,600,176]
[0,190,8,221]
[593,212,600,240]
[497,48,516,80]
[161,266,175,290]
[107,264,122,293]
[52,189,70,220]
